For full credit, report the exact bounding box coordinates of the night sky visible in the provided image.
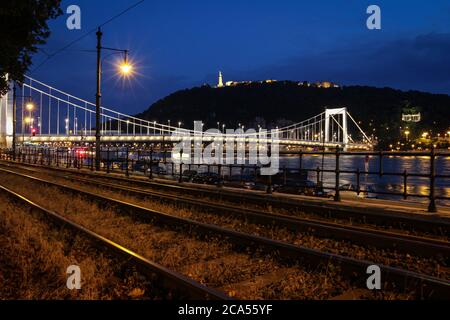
[30,0,450,115]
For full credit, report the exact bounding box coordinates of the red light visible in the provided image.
[31,128,36,136]
[75,148,87,158]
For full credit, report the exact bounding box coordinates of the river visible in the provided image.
[280,154,450,205]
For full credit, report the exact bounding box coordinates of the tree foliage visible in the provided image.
[0,0,62,95]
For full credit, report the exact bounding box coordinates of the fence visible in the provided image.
[0,146,448,213]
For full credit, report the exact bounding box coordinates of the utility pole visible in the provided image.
[12,84,16,160]
[95,27,103,170]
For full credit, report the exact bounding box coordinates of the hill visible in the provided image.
[137,81,450,146]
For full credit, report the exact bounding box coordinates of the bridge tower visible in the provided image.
[0,77,13,148]
[324,107,348,148]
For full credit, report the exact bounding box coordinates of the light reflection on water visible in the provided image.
[280,155,450,206]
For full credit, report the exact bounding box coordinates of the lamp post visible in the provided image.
[95,27,133,170]
[12,84,35,161]
[404,130,410,142]
[12,85,16,160]
[95,28,102,170]
[65,118,69,135]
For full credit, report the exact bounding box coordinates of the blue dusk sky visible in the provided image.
[30,0,450,115]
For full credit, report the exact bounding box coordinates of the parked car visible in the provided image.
[225,175,256,189]
[314,184,331,197]
[151,166,167,175]
[271,169,308,185]
[332,183,377,199]
[223,175,277,192]
[181,170,198,182]
[131,160,148,172]
[276,180,317,196]
[192,172,221,185]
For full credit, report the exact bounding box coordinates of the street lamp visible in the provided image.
[94,27,133,170]
[404,130,410,141]
[119,60,133,76]
[25,102,34,133]
[65,118,70,135]
[12,85,36,160]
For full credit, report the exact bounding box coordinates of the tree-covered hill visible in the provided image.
[137,81,450,145]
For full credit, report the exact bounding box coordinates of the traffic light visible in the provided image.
[31,128,36,137]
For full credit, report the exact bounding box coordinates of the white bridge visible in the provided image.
[0,76,373,149]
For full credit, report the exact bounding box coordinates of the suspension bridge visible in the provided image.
[0,76,373,150]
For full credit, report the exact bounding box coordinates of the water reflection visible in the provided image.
[281,155,450,206]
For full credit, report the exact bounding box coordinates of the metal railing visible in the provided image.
[283,149,449,213]
[0,146,448,213]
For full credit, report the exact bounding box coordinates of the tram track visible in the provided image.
[0,162,448,257]
[0,165,449,299]
[0,184,229,300]
[48,169,450,258]
[0,172,356,300]
[2,160,447,237]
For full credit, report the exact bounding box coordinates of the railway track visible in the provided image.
[0,183,230,300]
[0,169,355,300]
[0,165,449,299]
[1,162,448,260]
[2,160,448,236]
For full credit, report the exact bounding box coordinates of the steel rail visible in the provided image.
[0,183,230,300]
[0,167,449,298]
[14,165,449,259]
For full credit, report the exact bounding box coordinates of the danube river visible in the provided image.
[281,154,450,205]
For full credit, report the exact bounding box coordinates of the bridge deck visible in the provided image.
[13,135,370,149]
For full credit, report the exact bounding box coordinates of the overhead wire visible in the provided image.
[30,0,146,73]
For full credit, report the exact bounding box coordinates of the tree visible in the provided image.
[0,0,62,95]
